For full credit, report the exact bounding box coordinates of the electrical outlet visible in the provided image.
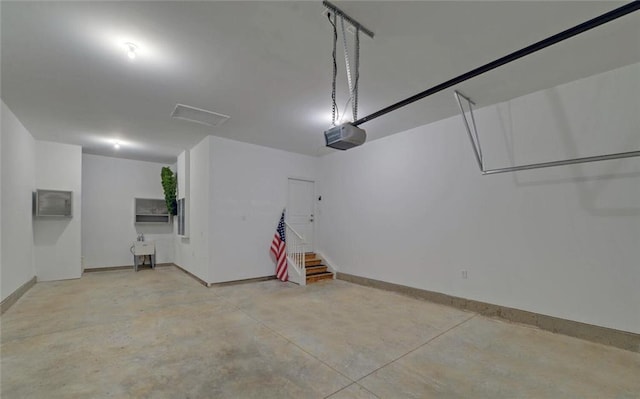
[461,270,468,279]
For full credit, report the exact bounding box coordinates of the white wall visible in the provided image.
[1,101,36,300]
[318,64,640,334]
[33,141,82,281]
[82,154,174,268]
[208,136,318,283]
[0,103,2,294]
[0,103,2,295]
[173,137,210,283]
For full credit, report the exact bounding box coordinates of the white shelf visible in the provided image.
[34,189,73,217]
[135,214,170,224]
[134,198,171,224]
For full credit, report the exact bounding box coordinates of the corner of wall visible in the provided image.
[33,141,82,281]
[1,100,37,301]
[172,137,212,285]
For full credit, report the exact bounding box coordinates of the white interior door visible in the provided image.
[287,178,315,253]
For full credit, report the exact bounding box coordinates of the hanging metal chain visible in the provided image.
[340,17,361,122]
[328,12,338,126]
[354,27,360,121]
[340,17,355,121]
[328,11,362,124]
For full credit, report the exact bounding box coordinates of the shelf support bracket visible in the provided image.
[454,90,640,175]
[455,91,483,172]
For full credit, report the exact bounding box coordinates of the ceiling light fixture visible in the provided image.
[114,141,121,149]
[125,42,137,60]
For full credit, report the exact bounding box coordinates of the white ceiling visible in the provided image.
[2,1,638,163]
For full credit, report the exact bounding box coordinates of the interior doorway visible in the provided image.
[286,178,315,253]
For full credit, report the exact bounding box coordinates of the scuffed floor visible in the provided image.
[1,267,638,398]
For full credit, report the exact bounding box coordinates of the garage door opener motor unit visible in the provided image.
[324,123,367,150]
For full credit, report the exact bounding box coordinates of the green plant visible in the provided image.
[161,167,177,216]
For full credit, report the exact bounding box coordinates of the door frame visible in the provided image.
[286,176,316,253]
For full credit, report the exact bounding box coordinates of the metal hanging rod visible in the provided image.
[322,0,375,38]
[454,91,640,175]
[352,0,640,127]
[483,151,640,175]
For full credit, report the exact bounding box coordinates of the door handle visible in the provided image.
[310,219,314,222]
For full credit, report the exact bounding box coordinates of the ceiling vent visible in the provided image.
[171,104,230,127]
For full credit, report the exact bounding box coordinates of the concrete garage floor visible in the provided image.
[1,267,639,398]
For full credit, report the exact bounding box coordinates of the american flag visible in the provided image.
[270,210,288,282]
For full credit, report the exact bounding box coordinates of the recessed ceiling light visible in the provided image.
[125,42,137,60]
[114,141,121,149]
